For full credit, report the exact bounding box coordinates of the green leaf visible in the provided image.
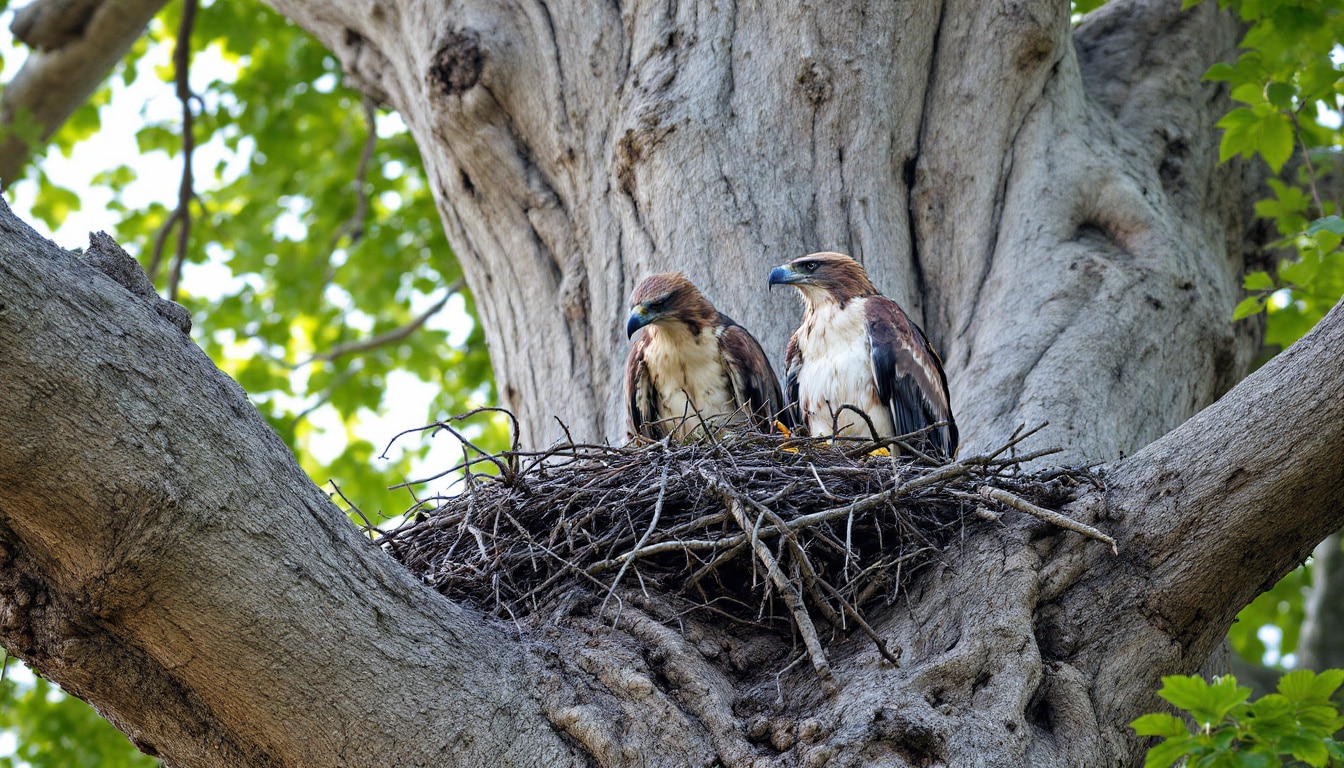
[1226,752,1274,768]
[1264,82,1295,109]
[1281,733,1329,767]
[1144,736,1195,768]
[1133,713,1190,738]
[1278,668,1321,701]
[1324,737,1344,760]
[29,183,81,229]
[1243,271,1274,291]
[1309,668,1344,699]
[1203,62,1236,81]
[1231,82,1267,105]
[1158,676,1251,727]
[1304,216,1344,237]
[1217,108,1295,171]
[1294,703,1344,735]
[1246,693,1296,738]
[1233,295,1267,320]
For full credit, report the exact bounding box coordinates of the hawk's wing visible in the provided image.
[624,332,662,439]
[864,297,958,457]
[783,332,803,432]
[717,313,789,431]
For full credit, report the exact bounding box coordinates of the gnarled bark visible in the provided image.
[0,207,574,766]
[3,0,1340,766]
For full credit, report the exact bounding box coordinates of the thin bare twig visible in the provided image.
[600,462,669,619]
[329,480,378,539]
[1290,109,1325,220]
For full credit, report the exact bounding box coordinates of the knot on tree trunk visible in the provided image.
[429,29,483,96]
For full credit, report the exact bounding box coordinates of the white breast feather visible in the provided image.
[795,298,896,439]
[642,326,738,439]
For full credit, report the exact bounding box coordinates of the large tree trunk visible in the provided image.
[267,0,1259,458]
[3,0,1340,766]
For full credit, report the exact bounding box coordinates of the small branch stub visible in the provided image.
[978,485,1117,554]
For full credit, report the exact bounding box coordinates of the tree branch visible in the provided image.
[293,278,461,368]
[1041,296,1344,744]
[150,0,197,296]
[1118,296,1344,634]
[0,0,167,188]
[12,0,103,50]
[0,203,577,766]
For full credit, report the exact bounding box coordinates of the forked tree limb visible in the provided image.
[0,191,1340,766]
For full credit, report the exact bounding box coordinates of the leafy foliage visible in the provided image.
[0,667,157,767]
[1186,0,1344,349]
[1178,0,1344,670]
[1133,671,1344,768]
[20,3,503,519]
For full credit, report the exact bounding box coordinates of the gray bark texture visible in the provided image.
[0,0,1341,766]
[264,0,1261,458]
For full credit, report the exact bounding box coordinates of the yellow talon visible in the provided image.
[774,420,793,438]
[869,447,891,457]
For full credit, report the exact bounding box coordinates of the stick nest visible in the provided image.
[376,416,1108,675]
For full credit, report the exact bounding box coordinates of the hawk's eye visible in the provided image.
[801,261,819,273]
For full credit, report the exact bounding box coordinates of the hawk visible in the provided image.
[769,252,958,457]
[624,273,786,440]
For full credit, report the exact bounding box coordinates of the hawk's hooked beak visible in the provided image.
[626,305,651,338]
[769,265,800,290]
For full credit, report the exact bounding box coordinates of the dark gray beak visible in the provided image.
[768,266,796,289]
[626,307,650,338]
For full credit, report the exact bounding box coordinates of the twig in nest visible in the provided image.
[600,463,669,620]
[379,415,1103,681]
[812,573,901,665]
[978,486,1117,554]
[703,470,834,685]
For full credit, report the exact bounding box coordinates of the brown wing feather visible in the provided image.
[717,314,789,431]
[783,332,802,431]
[863,298,958,456]
[623,332,662,439]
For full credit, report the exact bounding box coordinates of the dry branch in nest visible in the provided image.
[377,415,1112,677]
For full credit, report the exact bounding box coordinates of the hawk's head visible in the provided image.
[627,273,718,338]
[768,252,878,306]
